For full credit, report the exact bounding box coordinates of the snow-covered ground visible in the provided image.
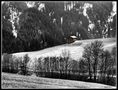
[12,38,116,62]
[2,72,116,89]
[2,38,116,88]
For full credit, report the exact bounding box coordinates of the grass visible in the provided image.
[2,72,116,89]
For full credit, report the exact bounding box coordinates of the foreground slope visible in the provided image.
[2,72,116,89]
[12,38,116,61]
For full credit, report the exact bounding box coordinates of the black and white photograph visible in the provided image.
[1,1,117,89]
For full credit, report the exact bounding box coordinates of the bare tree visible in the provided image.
[83,44,92,79]
[102,50,111,78]
[61,49,70,75]
[110,47,116,77]
[20,54,30,75]
[43,57,50,72]
[50,57,55,73]
[82,40,103,81]
[55,57,60,72]
[59,56,64,75]
[101,48,116,78]
[91,40,103,81]
[71,60,79,75]
[2,53,12,72]
[34,57,43,76]
[9,55,14,73]
[79,58,87,75]
[13,56,19,73]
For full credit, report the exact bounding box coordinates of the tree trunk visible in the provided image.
[93,65,96,81]
[88,58,92,80]
[93,58,97,81]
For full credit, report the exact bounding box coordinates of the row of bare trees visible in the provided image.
[81,40,116,82]
[32,41,116,85]
[2,50,78,77]
[2,54,30,75]
[2,40,116,85]
[2,42,116,78]
[33,49,80,78]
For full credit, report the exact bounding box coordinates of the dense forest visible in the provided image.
[2,1,116,53]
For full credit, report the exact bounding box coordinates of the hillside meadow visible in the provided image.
[2,72,116,89]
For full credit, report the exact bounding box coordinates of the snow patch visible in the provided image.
[12,38,116,65]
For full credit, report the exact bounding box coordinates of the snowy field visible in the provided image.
[12,38,116,62]
[2,72,116,89]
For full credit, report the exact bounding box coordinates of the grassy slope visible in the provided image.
[2,72,116,89]
[12,38,116,61]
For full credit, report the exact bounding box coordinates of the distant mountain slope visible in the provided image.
[2,72,116,89]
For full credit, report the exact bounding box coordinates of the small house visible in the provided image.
[67,35,77,43]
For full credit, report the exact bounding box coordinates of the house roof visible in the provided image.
[70,36,77,39]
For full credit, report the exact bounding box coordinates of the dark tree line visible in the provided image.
[2,1,116,54]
